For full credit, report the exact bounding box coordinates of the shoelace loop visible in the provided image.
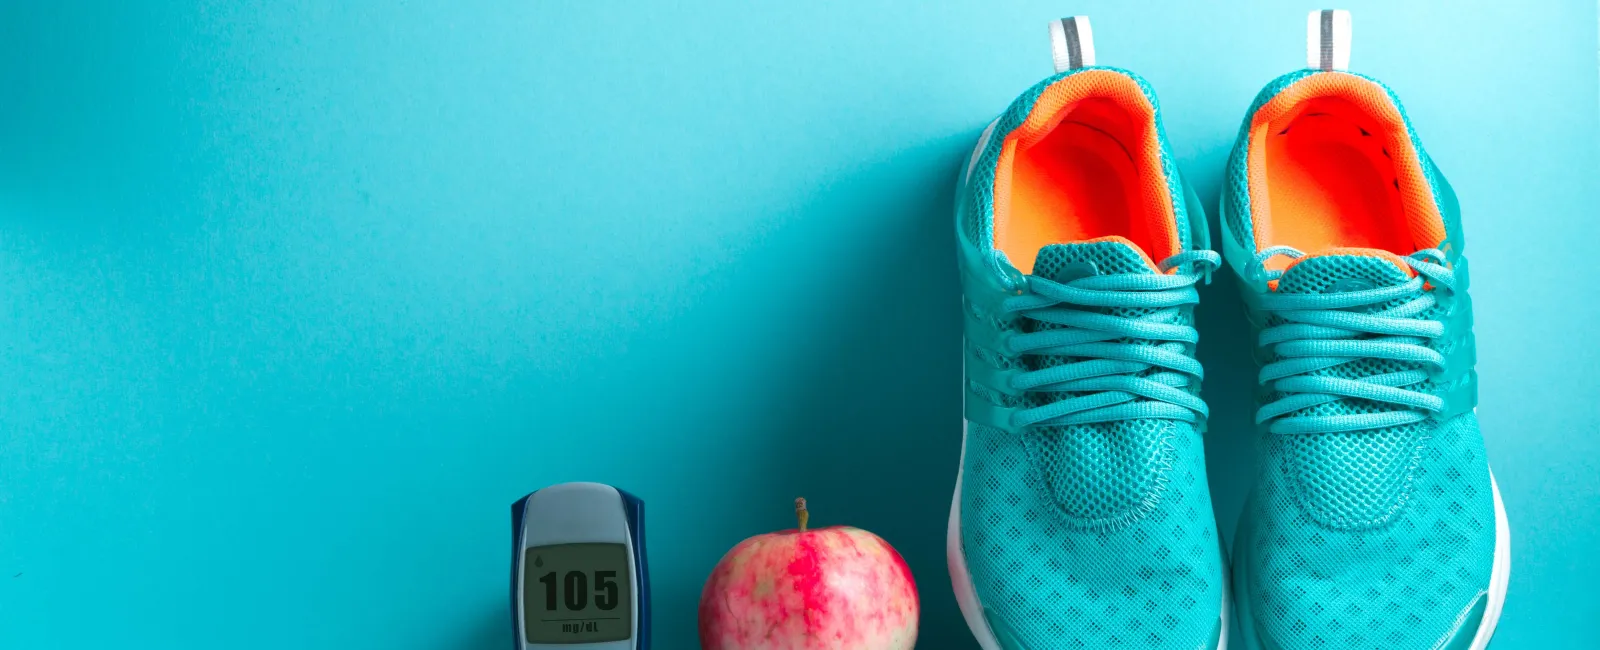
[998,250,1220,429]
[1253,246,1457,435]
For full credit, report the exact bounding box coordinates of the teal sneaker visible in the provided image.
[1220,11,1509,650]
[948,17,1228,650]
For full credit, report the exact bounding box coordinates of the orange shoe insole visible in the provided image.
[1263,112,1410,256]
[998,122,1144,273]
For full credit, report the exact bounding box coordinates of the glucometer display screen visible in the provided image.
[523,543,633,644]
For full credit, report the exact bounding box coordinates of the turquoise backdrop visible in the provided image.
[2,1,1597,648]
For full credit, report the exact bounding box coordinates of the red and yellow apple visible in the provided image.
[698,498,918,649]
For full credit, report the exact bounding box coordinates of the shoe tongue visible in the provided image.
[1276,248,1413,295]
[1024,237,1175,526]
[1272,247,1430,528]
[1031,237,1159,281]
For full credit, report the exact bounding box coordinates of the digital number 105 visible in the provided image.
[538,571,619,611]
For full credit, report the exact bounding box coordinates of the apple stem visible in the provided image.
[795,497,809,532]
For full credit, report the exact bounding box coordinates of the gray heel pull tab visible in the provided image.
[1049,16,1095,73]
[1307,9,1352,71]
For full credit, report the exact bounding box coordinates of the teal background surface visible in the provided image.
[2,1,1596,648]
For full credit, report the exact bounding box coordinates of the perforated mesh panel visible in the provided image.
[964,421,1223,650]
[1222,124,1261,254]
[1033,240,1151,277]
[960,240,1223,649]
[1244,414,1496,650]
[1030,419,1174,525]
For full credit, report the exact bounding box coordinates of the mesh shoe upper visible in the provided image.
[955,65,1224,650]
[1242,411,1495,650]
[1222,69,1499,650]
[961,243,1223,650]
[964,416,1222,650]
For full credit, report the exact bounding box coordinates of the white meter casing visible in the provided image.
[512,482,649,650]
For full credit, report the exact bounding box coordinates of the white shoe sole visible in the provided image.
[1468,472,1512,650]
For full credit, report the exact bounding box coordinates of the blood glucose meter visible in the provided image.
[511,483,650,649]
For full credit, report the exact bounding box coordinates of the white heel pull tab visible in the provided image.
[1049,16,1095,73]
[1306,9,1352,71]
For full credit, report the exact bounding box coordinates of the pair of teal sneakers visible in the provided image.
[949,11,1509,650]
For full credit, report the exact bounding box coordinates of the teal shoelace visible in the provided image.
[999,250,1220,428]
[1252,246,1456,435]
